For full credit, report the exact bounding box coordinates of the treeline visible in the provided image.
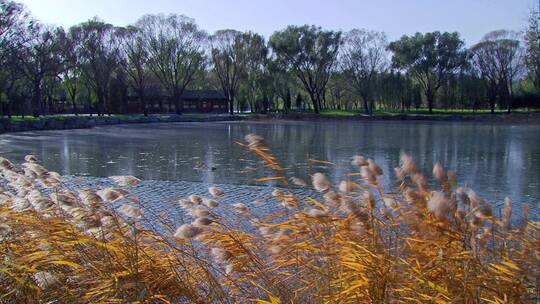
[0,0,539,117]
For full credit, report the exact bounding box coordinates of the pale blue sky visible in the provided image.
[18,0,536,45]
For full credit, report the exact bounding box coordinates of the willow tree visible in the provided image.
[471,30,524,113]
[525,9,540,93]
[388,32,467,113]
[60,27,82,115]
[270,25,341,114]
[266,58,296,113]
[341,29,389,114]
[139,14,205,115]
[210,30,266,114]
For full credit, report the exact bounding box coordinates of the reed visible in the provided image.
[0,135,538,303]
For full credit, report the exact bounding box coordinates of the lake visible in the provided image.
[1,120,539,216]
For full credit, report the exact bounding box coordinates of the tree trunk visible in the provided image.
[228,90,234,115]
[140,90,148,117]
[500,84,512,114]
[313,97,320,114]
[363,98,369,115]
[308,91,320,114]
[174,93,182,115]
[71,100,78,116]
[228,98,234,115]
[7,99,12,119]
[97,90,104,116]
[426,91,434,114]
[32,81,42,118]
[68,88,78,116]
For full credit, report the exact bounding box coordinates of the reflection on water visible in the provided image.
[1,120,539,213]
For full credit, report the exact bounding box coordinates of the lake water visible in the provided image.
[1,120,539,215]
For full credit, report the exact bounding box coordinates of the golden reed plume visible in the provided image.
[0,136,538,303]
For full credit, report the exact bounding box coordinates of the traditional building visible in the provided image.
[180,90,228,113]
[126,90,229,114]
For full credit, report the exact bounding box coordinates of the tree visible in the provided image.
[244,47,268,113]
[61,27,82,115]
[117,25,149,115]
[0,50,23,117]
[0,0,31,63]
[71,19,120,115]
[388,32,467,113]
[524,8,540,93]
[19,25,66,116]
[295,93,303,110]
[326,72,351,110]
[0,0,32,116]
[140,14,206,115]
[265,58,295,113]
[270,25,341,113]
[471,30,524,113]
[210,30,266,115]
[341,29,389,114]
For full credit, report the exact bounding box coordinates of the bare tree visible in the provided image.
[0,0,32,63]
[341,29,389,114]
[0,0,32,116]
[139,14,206,115]
[71,19,120,116]
[117,26,149,115]
[19,25,66,117]
[472,30,524,113]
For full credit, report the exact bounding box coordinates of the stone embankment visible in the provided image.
[0,114,243,134]
[1,112,538,134]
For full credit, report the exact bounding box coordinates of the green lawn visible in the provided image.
[3,114,132,122]
[319,108,539,116]
[3,109,538,122]
[377,108,502,115]
[181,113,211,119]
[5,115,62,122]
[319,109,362,116]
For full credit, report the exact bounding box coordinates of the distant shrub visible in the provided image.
[513,92,540,109]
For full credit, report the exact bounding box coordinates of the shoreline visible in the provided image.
[1,112,539,134]
[254,112,540,124]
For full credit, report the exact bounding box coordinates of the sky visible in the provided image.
[18,0,537,45]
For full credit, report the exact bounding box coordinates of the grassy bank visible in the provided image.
[4,108,540,122]
[0,135,537,303]
[320,108,540,116]
[4,114,134,122]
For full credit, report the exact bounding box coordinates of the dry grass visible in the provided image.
[0,135,538,303]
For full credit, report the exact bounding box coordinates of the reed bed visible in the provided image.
[0,135,538,303]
